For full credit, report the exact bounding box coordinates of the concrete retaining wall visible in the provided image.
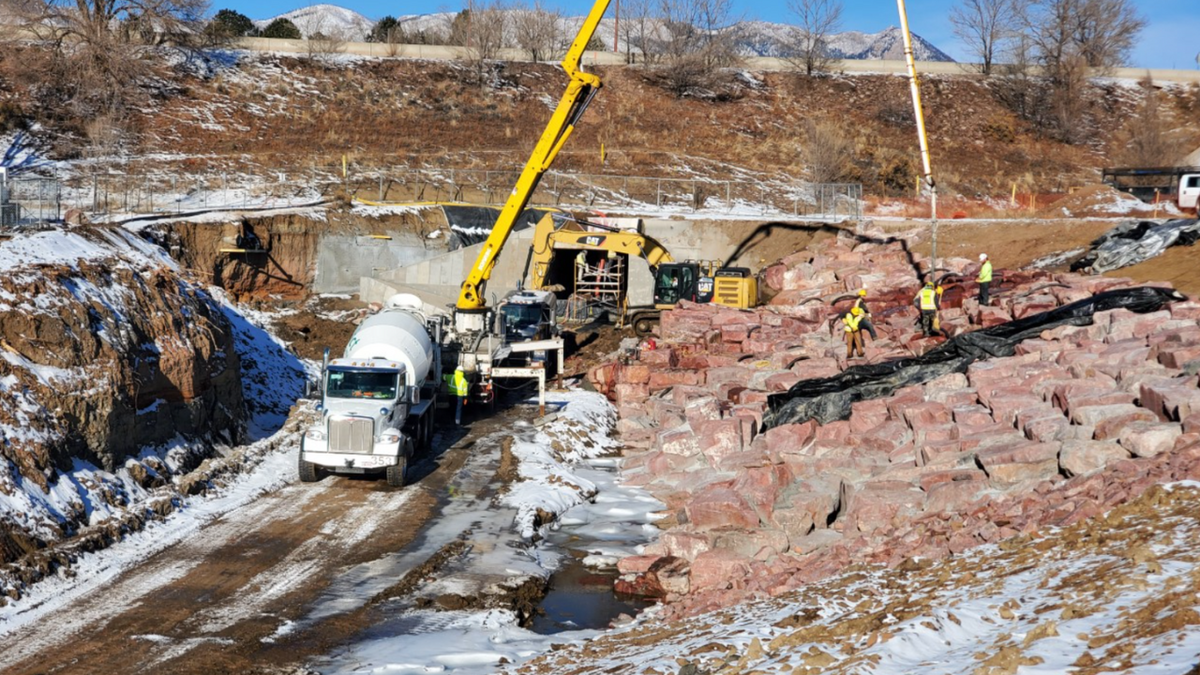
[358,217,760,308]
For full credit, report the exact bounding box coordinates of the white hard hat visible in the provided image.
[455,365,464,371]
[979,253,988,260]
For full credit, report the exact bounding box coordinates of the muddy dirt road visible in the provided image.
[0,405,542,675]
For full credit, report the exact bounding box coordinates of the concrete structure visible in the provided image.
[234,36,1200,84]
[358,218,753,308]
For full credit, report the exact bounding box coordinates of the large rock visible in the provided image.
[1059,439,1130,477]
[1117,421,1183,458]
[689,549,754,593]
[657,425,701,456]
[1140,379,1200,422]
[685,485,760,530]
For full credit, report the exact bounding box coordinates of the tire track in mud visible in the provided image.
[0,407,538,675]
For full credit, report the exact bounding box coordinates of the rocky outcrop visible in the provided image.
[0,226,246,561]
[592,232,1200,618]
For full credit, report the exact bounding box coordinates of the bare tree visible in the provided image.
[1117,76,1179,167]
[949,0,1017,75]
[1070,0,1144,68]
[512,0,562,62]
[618,0,655,63]
[653,0,742,96]
[304,13,350,65]
[803,119,854,183]
[448,0,508,84]
[784,0,842,76]
[7,0,208,120]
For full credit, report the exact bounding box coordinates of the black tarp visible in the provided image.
[441,205,546,250]
[764,286,1185,429]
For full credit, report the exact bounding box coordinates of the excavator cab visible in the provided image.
[654,263,714,306]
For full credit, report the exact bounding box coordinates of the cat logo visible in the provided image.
[581,235,607,247]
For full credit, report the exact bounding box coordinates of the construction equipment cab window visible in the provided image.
[326,369,399,400]
[655,266,691,306]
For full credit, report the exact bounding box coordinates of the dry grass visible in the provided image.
[76,55,1200,197]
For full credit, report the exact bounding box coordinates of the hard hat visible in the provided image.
[851,306,864,316]
[925,280,934,287]
[979,253,988,260]
[857,289,867,297]
[455,366,464,372]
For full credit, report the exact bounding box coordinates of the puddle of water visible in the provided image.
[529,548,651,634]
[529,458,661,635]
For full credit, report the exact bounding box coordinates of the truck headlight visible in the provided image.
[305,428,327,441]
[380,432,401,445]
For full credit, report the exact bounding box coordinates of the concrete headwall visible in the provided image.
[314,231,448,294]
[357,217,764,308]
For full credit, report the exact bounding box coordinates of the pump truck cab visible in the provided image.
[300,294,442,487]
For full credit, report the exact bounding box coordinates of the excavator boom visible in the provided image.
[455,0,612,317]
[528,213,674,290]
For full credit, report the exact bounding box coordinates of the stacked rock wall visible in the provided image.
[590,233,1200,618]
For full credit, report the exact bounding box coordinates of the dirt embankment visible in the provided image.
[149,207,441,302]
[0,226,245,563]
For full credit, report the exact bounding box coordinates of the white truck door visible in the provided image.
[1180,173,1200,212]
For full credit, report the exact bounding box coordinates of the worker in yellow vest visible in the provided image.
[444,366,469,426]
[852,289,878,341]
[843,306,866,359]
[977,253,993,305]
[913,280,941,337]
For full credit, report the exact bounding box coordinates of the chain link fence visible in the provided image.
[1,169,862,227]
[355,169,862,220]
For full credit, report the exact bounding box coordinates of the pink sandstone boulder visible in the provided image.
[689,549,754,593]
[1059,439,1131,477]
[685,485,760,530]
[1117,421,1183,458]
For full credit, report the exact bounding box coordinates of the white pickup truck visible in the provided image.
[1180,172,1200,213]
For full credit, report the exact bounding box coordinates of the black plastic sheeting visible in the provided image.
[764,286,1186,429]
[1070,218,1200,274]
[441,205,546,250]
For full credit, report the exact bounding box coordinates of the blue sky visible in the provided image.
[227,0,1200,70]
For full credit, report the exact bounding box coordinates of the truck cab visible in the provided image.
[1180,173,1200,213]
[494,289,558,369]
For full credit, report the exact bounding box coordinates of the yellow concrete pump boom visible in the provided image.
[455,0,612,316]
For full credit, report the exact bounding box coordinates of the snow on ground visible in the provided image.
[509,483,1200,675]
[316,390,666,675]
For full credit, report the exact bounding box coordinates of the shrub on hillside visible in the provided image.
[261,18,301,40]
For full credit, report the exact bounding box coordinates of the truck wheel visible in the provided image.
[298,456,321,483]
[386,440,413,487]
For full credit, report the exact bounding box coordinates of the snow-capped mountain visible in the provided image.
[255,5,954,63]
[254,4,374,40]
[733,21,953,61]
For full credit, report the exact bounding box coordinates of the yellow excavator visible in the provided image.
[452,0,611,337]
[526,213,757,335]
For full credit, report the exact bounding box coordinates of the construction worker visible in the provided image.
[843,306,866,359]
[444,366,469,426]
[977,253,993,305]
[852,289,878,341]
[914,280,941,337]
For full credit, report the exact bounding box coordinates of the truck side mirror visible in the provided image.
[407,386,420,404]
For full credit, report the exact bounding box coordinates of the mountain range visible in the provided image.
[254,3,955,63]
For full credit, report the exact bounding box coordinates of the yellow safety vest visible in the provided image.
[843,313,863,332]
[918,287,938,311]
[978,260,993,283]
[445,372,469,397]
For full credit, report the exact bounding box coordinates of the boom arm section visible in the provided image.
[455,0,613,314]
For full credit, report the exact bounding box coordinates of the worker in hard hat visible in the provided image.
[843,305,866,359]
[444,366,469,426]
[852,289,878,341]
[913,280,941,337]
[977,253,993,306]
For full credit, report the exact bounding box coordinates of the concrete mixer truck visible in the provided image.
[299,294,443,487]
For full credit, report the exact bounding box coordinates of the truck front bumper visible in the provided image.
[301,439,401,472]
